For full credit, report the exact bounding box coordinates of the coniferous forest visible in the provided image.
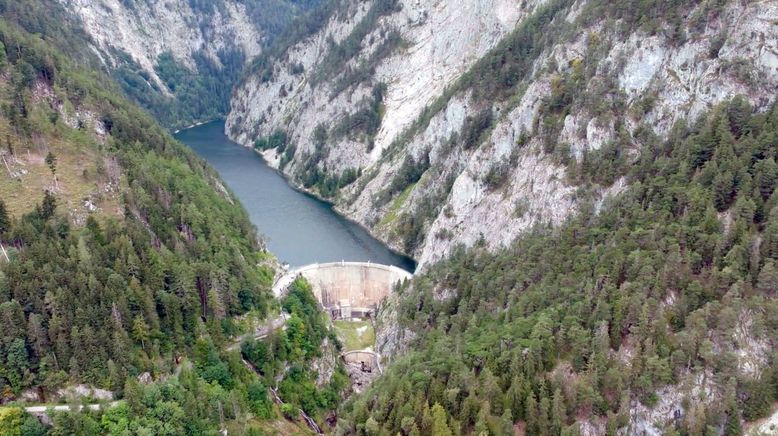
[337,98,778,435]
[0,3,336,433]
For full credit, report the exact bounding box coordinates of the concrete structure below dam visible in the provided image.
[342,350,382,373]
[273,261,412,319]
[274,261,412,391]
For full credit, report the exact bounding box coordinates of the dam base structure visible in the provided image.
[273,261,412,391]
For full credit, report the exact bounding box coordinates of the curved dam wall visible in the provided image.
[274,262,412,311]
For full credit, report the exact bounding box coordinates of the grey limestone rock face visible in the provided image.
[228,0,778,271]
[59,0,263,94]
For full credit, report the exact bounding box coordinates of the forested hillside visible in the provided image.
[339,98,778,434]
[242,278,349,422]
[0,3,347,433]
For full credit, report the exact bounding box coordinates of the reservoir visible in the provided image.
[176,120,415,271]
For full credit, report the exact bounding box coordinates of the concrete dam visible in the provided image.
[274,261,412,390]
[273,261,413,318]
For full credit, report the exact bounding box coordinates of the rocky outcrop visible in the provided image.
[58,0,263,93]
[229,0,778,269]
[227,0,546,175]
[373,291,412,363]
[747,407,778,435]
[310,337,341,388]
[57,384,114,402]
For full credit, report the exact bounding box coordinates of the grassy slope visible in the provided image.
[333,320,376,351]
[0,84,124,220]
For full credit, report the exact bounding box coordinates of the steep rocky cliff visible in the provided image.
[60,0,261,90]
[228,0,778,269]
[58,0,322,127]
[228,0,540,157]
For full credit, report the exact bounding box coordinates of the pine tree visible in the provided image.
[475,400,492,435]
[45,151,57,189]
[725,96,752,138]
[131,315,149,352]
[431,403,453,436]
[420,402,433,435]
[762,208,778,260]
[479,368,503,414]
[207,288,226,321]
[0,272,8,301]
[106,359,123,395]
[506,375,525,420]
[525,393,538,435]
[551,388,566,434]
[0,199,9,235]
[725,405,742,436]
[685,402,707,436]
[724,381,743,436]
[26,313,47,358]
[713,170,735,211]
[538,395,551,435]
[460,391,479,428]
[757,261,778,295]
[124,378,145,415]
[39,190,56,220]
[68,356,80,381]
[742,377,773,421]
[5,339,30,391]
[754,158,777,200]
[500,409,514,435]
[0,300,26,347]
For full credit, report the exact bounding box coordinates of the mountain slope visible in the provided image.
[225,3,778,431]
[0,0,775,434]
[228,0,778,270]
[228,0,538,176]
[0,4,352,433]
[58,0,324,128]
[339,97,778,435]
[0,6,287,433]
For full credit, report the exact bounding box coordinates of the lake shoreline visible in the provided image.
[246,147,417,271]
[175,120,416,272]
